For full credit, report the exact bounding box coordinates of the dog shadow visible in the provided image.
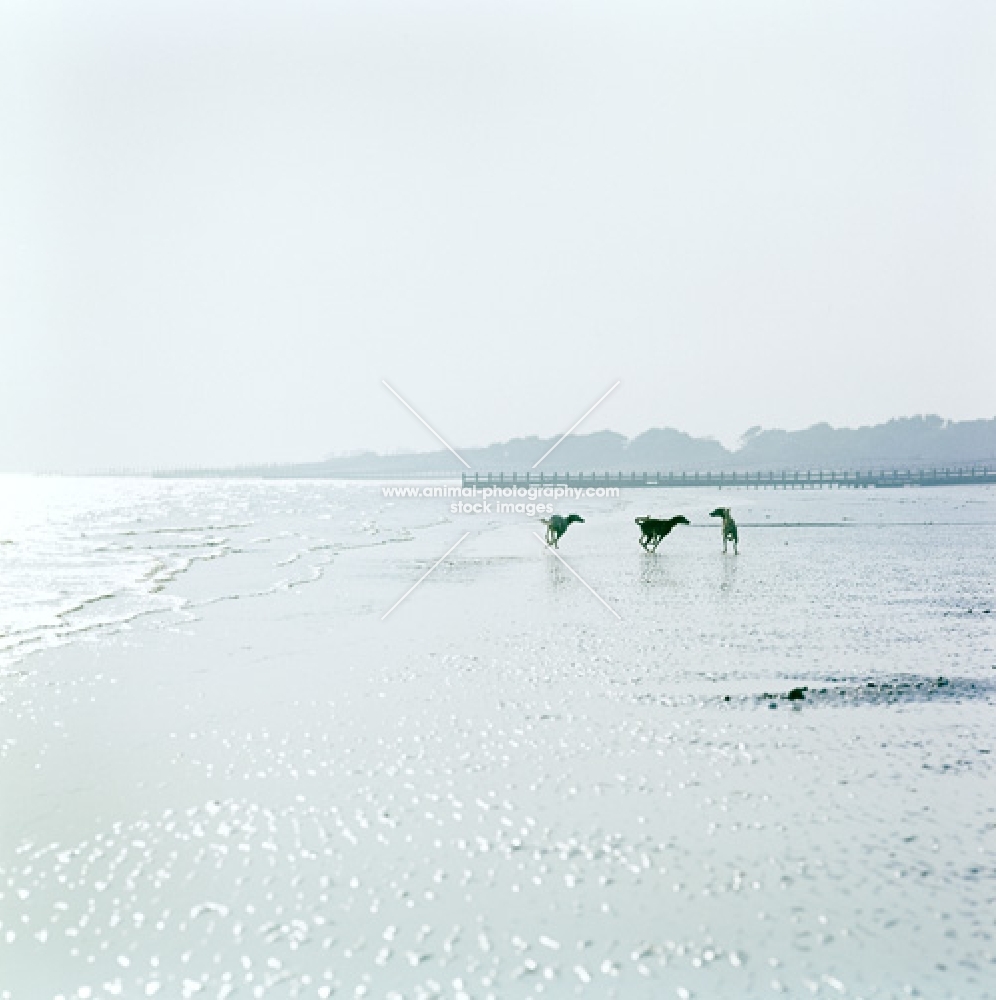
[638,551,675,588]
[719,552,738,593]
[544,556,573,591]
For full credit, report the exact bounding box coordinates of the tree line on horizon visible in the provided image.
[310,414,996,476]
[155,415,996,477]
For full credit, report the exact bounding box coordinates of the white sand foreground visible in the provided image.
[2,490,995,999]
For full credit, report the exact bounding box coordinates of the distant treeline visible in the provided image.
[158,415,996,478]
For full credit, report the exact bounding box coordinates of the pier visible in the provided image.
[462,467,996,490]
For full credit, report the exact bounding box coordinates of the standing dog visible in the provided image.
[710,507,738,554]
[635,515,689,552]
[541,513,584,548]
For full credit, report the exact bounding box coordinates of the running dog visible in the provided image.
[710,507,738,553]
[541,513,584,548]
[635,515,689,552]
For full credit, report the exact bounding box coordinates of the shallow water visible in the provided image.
[1,480,994,998]
[0,476,431,675]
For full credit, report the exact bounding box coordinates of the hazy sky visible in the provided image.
[2,0,994,471]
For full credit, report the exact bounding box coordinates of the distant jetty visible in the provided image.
[461,467,996,490]
[144,464,996,488]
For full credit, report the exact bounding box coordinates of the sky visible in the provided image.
[1,0,994,472]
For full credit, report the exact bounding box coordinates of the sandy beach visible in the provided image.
[2,481,995,999]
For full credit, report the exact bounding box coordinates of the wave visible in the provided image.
[0,478,441,675]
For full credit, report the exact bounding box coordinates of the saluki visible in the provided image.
[540,513,584,548]
[710,507,738,554]
[635,515,689,552]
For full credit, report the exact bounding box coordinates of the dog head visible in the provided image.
[709,507,730,519]
[567,514,585,525]
[635,516,650,524]
[674,515,690,526]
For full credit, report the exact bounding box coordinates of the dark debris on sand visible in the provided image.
[748,674,996,710]
[632,675,996,711]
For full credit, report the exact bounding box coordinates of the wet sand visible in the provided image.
[2,488,995,999]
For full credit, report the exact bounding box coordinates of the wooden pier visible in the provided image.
[462,467,996,490]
